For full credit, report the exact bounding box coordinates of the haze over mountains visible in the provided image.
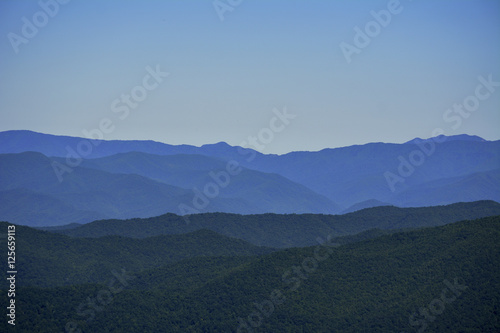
[1,130,499,332]
[0,130,499,226]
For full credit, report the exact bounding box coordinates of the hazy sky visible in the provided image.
[1,0,499,154]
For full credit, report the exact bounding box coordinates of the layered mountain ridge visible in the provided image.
[0,130,498,226]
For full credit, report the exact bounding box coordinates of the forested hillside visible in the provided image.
[0,223,273,287]
[52,200,500,248]
[1,216,498,332]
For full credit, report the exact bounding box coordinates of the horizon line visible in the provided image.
[0,129,496,155]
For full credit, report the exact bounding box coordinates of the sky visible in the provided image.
[0,0,499,154]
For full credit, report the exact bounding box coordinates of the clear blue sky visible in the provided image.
[1,0,499,154]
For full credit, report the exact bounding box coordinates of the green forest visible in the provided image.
[47,200,500,247]
[1,205,499,332]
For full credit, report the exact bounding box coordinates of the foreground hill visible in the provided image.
[340,199,391,214]
[0,222,273,288]
[51,200,500,248]
[2,216,498,332]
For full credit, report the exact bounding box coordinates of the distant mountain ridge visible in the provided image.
[0,129,494,157]
[0,130,222,158]
[404,134,486,144]
[0,130,499,226]
[0,151,338,226]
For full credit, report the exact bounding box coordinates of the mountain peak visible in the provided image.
[405,134,486,144]
[201,141,231,148]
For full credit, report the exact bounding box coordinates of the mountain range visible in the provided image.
[0,130,498,226]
